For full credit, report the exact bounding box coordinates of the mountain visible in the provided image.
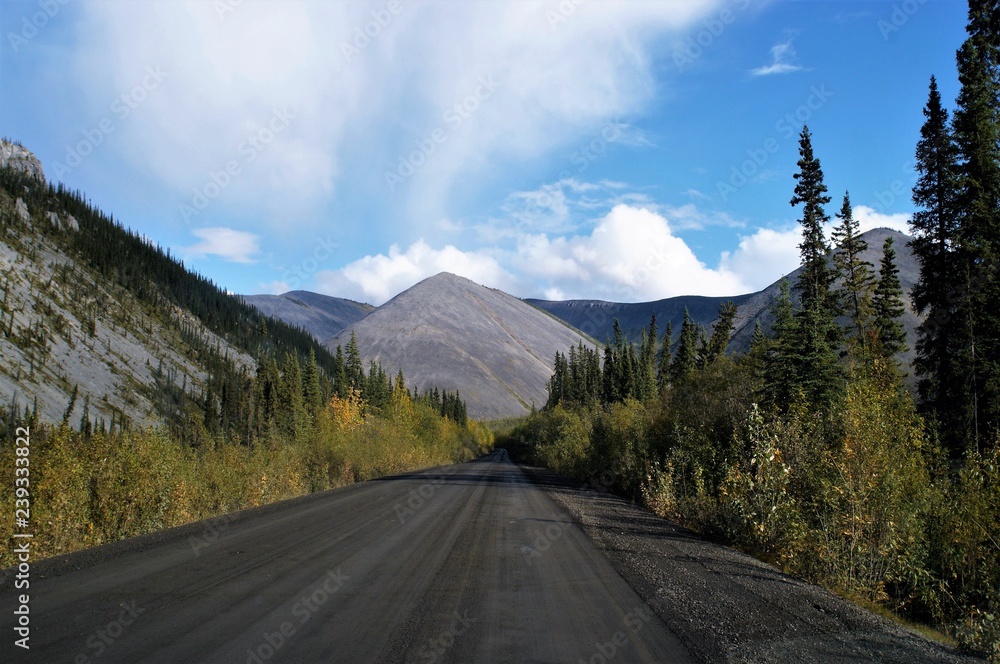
[0,139,44,181]
[525,293,758,347]
[0,139,340,431]
[529,228,921,370]
[727,227,921,366]
[324,273,592,420]
[241,291,374,343]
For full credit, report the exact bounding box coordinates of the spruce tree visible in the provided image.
[639,315,659,400]
[763,279,798,408]
[789,127,843,405]
[302,348,323,413]
[670,309,699,382]
[706,301,738,364]
[873,237,909,358]
[656,322,673,393]
[791,126,835,311]
[910,75,963,445]
[344,331,365,392]
[831,192,875,347]
[952,0,1000,449]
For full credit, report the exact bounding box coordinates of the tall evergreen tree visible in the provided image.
[910,75,964,446]
[302,348,323,413]
[547,351,570,408]
[873,237,909,358]
[831,192,875,346]
[656,322,673,393]
[638,314,659,400]
[762,279,798,408]
[279,352,304,436]
[670,309,699,382]
[789,127,843,405]
[952,0,1000,449]
[791,126,835,311]
[706,301,738,364]
[344,331,365,392]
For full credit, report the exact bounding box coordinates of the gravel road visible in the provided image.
[0,450,977,663]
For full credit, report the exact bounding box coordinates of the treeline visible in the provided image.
[0,384,492,567]
[546,302,739,408]
[508,3,999,657]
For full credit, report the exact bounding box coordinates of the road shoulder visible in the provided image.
[518,463,980,663]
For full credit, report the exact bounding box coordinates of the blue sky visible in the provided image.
[0,0,969,304]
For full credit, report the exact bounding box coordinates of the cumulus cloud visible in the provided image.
[314,240,515,304]
[750,39,803,77]
[182,227,260,264]
[719,226,802,290]
[853,205,910,234]
[720,206,913,291]
[318,204,752,304]
[512,204,750,300]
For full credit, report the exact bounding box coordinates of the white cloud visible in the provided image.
[261,280,292,295]
[314,240,515,304]
[720,226,802,290]
[853,205,910,234]
[182,227,260,264]
[310,202,916,305]
[512,204,750,301]
[750,39,803,77]
[71,1,727,232]
[720,206,914,291]
[319,204,751,304]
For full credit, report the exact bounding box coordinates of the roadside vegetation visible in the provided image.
[505,5,1000,657]
[0,378,492,568]
[1,143,491,568]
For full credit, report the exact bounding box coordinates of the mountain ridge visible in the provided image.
[324,272,593,420]
[241,290,374,343]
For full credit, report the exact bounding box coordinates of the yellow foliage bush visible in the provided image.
[0,392,492,567]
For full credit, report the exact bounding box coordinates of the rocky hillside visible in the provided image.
[0,139,340,431]
[325,273,593,420]
[0,139,44,181]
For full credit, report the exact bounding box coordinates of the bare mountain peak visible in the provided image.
[326,272,591,420]
[0,138,45,182]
